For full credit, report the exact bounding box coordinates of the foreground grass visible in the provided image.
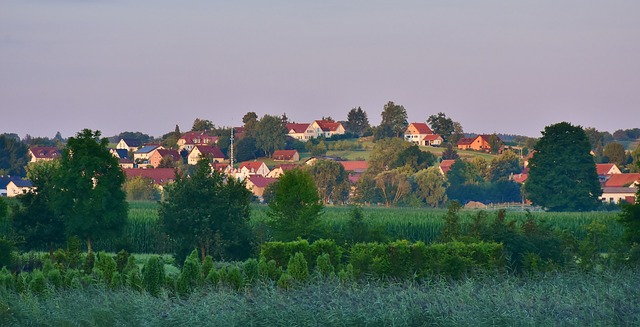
[2,268,638,326]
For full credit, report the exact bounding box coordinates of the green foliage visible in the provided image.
[142,255,165,297]
[93,252,117,285]
[488,150,521,182]
[287,252,309,282]
[603,142,626,167]
[377,101,408,139]
[191,118,214,132]
[307,159,350,204]
[255,114,287,157]
[267,169,324,241]
[0,134,29,176]
[524,122,602,211]
[315,253,334,278]
[346,206,369,243]
[0,238,14,269]
[440,201,462,242]
[427,112,455,142]
[52,129,128,253]
[618,188,640,246]
[177,249,202,295]
[160,158,253,261]
[82,252,95,274]
[345,107,370,136]
[123,176,160,201]
[221,265,244,290]
[414,167,448,208]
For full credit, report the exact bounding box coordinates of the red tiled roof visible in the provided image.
[408,123,433,135]
[423,134,442,141]
[273,150,298,160]
[240,161,266,171]
[604,174,640,187]
[314,120,342,132]
[512,173,528,183]
[247,175,277,188]
[339,161,368,172]
[287,123,310,133]
[155,149,181,161]
[124,168,175,185]
[193,145,225,159]
[211,162,229,172]
[457,138,476,146]
[180,131,218,144]
[29,147,60,159]
[596,163,616,175]
[273,164,298,171]
[440,160,456,174]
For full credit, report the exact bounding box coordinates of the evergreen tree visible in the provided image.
[345,107,370,136]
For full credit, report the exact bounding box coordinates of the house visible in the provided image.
[309,120,346,138]
[267,164,298,178]
[6,179,34,197]
[237,161,270,179]
[457,135,502,152]
[403,123,435,145]
[439,160,456,175]
[110,148,129,160]
[211,162,231,175]
[286,123,315,141]
[604,173,640,188]
[272,150,300,162]
[148,149,181,168]
[123,168,176,190]
[0,176,23,197]
[245,175,277,200]
[177,131,219,152]
[118,159,135,169]
[596,163,622,176]
[423,134,444,147]
[339,161,368,174]
[511,173,528,184]
[116,138,142,152]
[28,147,60,163]
[133,145,164,165]
[600,187,637,204]
[187,145,226,165]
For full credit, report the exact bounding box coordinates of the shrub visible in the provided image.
[277,272,294,289]
[287,252,309,282]
[315,253,334,279]
[0,238,14,270]
[142,256,165,297]
[177,250,201,295]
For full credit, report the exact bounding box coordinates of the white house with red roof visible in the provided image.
[236,161,270,179]
[286,123,315,141]
[309,120,346,138]
[272,150,300,162]
[187,145,226,165]
[177,131,219,152]
[28,147,60,163]
[267,164,298,178]
[596,163,622,176]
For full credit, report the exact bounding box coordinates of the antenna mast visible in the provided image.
[230,127,234,167]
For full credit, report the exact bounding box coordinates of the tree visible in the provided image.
[379,101,408,138]
[114,131,152,145]
[123,176,161,201]
[12,160,65,254]
[159,159,253,262]
[191,118,214,132]
[618,162,640,245]
[393,145,437,172]
[449,122,465,145]
[345,107,370,136]
[488,150,522,182]
[488,134,503,154]
[427,112,454,142]
[441,143,459,160]
[524,122,602,211]
[242,112,258,138]
[470,157,489,181]
[51,129,128,254]
[235,136,261,162]
[603,142,626,167]
[374,166,413,207]
[0,134,29,176]
[307,160,350,204]
[267,169,324,241]
[414,167,448,208]
[367,138,411,175]
[255,114,287,157]
[584,127,605,157]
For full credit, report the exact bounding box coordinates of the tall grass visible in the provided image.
[2,268,638,326]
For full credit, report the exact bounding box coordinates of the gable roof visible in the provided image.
[272,150,298,160]
[423,134,443,141]
[10,179,33,188]
[29,147,60,159]
[339,161,368,172]
[179,131,218,144]
[439,160,456,174]
[604,173,640,188]
[155,149,181,161]
[272,164,298,171]
[407,123,433,134]
[596,163,618,175]
[192,145,225,159]
[111,149,129,159]
[314,120,342,132]
[124,168,176,185]
[120,138,142,147]
[286,123,310,133]
[457,137,476,146]
[211,162,229,173]
[0,176,23,189]
[240,161,266,171]
[247,175,277,188]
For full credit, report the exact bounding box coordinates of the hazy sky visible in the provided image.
[1,0,639,139]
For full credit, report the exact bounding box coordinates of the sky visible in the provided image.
[1,0,639,139]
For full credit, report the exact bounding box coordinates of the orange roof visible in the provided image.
[314,120,342,132]
[408,123,433,134]
[339,161,368,172]
[512,173,528,183]
[287,123,310,133]
[596,163,616,175]
[605,173,640,187]
[124,168,175,185]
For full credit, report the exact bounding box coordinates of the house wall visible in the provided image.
[7,182,32,197]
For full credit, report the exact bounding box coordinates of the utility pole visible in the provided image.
[229,127,234,168]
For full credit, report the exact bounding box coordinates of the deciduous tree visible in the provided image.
[379,101,408,138]
[307,160,350,204]
[255,114,287,157]
[524,122,601,211]
[414,167,448,208]
[603,142,626,167]
[427,112,455,142]
[488,150,521,182]
[0,134,29,176]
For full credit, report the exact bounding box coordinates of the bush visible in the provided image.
[287,252,309,282]
[0,239,14,270]
[142,256,165,297]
